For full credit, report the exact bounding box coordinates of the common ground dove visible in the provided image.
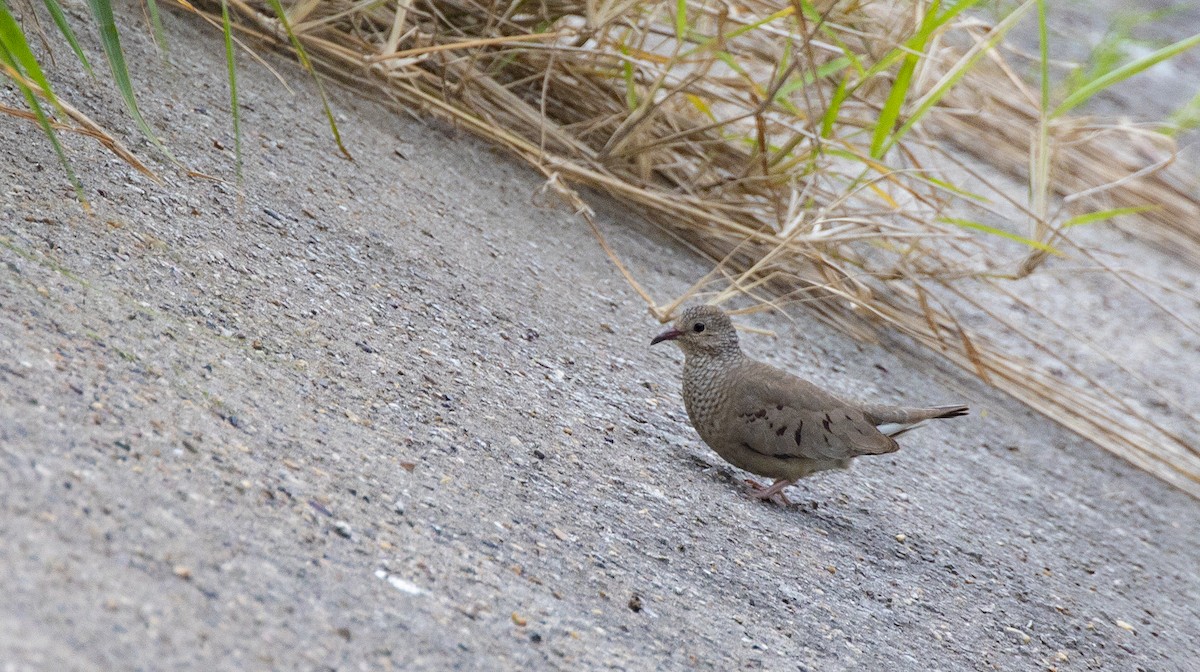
[651,305,968,504]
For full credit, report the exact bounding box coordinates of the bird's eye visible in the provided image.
[693,323,705,333]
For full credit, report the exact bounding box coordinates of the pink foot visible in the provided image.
[744,478,795,506]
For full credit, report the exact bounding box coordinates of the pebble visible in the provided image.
[375,570,425,596]
[1003,626,1031,644]
[333,520,353,538]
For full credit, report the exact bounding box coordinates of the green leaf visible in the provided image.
[263,0,352,159]
[1063,9,1177,95]
[145,0,168,52]
[923,175,990,203]
[85,0,176,161]
[869,0,988,158]
[0,28,86,204]
[622,52,637,109]
[0,4,65,113]
[939,217,1063,255]
[680,6,795,59]
[870,49,918,158]
[221,0,242,181]
[714,50,750,79]
[773,55,851,103]
[41,0,94,75]
[887,0,1035,153]
[1062,206,1156,228]
[1166,89,1200,136]
[820,72,849,139]
[1053,31,1200,118]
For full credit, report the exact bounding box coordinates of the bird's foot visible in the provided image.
[745,478,794,506]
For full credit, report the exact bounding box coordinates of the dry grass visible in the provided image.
[147,0,1200,497]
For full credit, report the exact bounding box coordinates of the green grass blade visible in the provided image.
[1053,31,1200,118]
[41,0,94,75]
[680,6,795,59]
[820,71,849,139]
[220,0,241,181]
[940,217,1063,255]
[0,40,86,205]
[85,0,176,161]
[0,4,66,112]
[623,59,637,108]
[1063,9,1176,95]
[145,0,168,52]
[774,55,851,102]
[870,50,918,158]
[870,2,946,158]
[937,0,989,28]
[886,0,1034,153]
[924,175,991,203]
[809,4,866,78]
[1166,89,1200,136]
[855,0,982,87]
[715,50,751,80]
[852,41,908,86]
[1062,206,1156,228]
[674,0,686,41]
[263,0,352,159]
[869,0,988,158]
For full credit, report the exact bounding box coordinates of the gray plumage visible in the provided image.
[651,305,968,503]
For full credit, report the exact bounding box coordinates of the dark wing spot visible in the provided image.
[776,404,784,411]
[775,425,787,437]
[821,414,832,432]
[793,422,804,446]
[844,413,853,420]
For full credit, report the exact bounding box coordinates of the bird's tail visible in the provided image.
[924,404,970,419]
[866,404,968,437]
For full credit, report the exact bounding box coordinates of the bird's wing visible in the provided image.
[724,361,898,459]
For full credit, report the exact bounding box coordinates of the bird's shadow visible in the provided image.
[681,451,859,532]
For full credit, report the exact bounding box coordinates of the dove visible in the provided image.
[651,305,967,504]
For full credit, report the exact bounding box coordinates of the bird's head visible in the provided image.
[650,305,741,357]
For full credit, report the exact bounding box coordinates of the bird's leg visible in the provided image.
[745,478,795,506]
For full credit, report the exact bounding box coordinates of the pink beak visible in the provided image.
[651,328,683,345]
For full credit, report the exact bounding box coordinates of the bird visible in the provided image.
[651,305,968,505]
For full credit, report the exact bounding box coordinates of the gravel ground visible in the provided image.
[2,4,1198,671]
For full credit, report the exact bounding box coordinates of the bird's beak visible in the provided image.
[650,328,683,345]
